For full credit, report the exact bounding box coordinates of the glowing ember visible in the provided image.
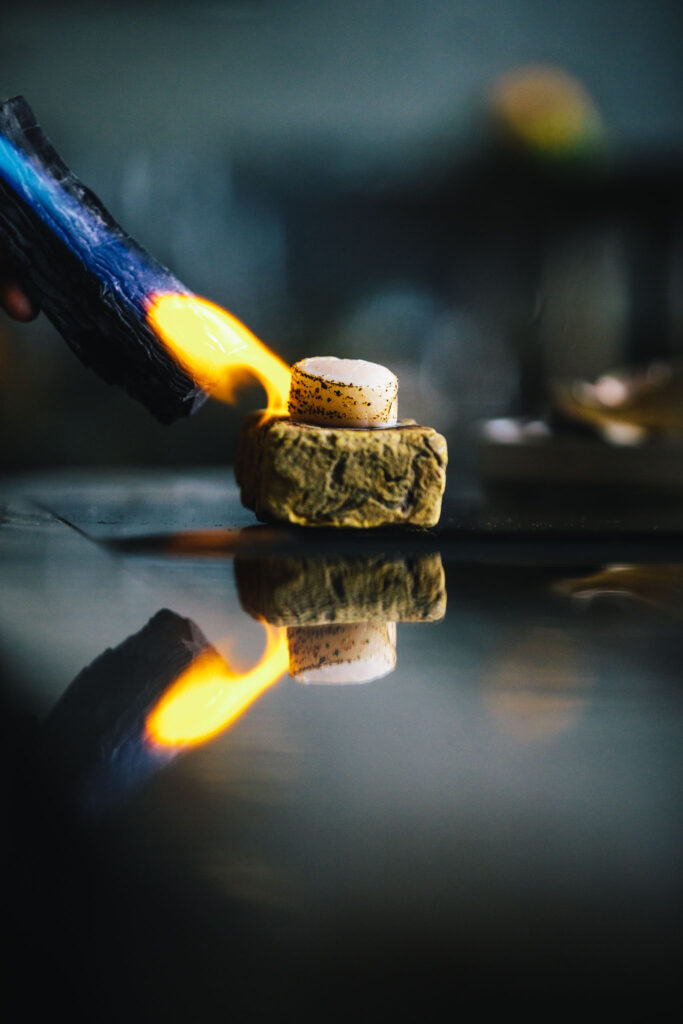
[145,623,288,748]
[148,293,291,414]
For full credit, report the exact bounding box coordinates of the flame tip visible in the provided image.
[148,293,291,414]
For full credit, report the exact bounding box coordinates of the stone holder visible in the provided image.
[235,412,448,529]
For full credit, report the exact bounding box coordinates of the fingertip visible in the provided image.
[0,281,40,322]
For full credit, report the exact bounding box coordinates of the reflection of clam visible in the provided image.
[288,622,397,685]
[485,628,590,742]
[235,552,446,625]
[235,552,444,687]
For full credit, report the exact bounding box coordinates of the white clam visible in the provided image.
[288,356,398,428]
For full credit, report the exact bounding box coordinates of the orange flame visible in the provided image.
[148,293,291,414]
[145,623,289,749]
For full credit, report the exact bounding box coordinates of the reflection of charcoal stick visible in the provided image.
[43,609,212,812]
[0,96,207,422]
[235,552,446,625]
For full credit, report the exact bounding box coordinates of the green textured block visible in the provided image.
[235,412,447,528]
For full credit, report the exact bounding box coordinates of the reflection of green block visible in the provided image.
[235,412,447,528]
[235,553,447,625]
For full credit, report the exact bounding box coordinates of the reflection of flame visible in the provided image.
[147,293,291,414]
[145,623,289,749]
[486,628,590,742]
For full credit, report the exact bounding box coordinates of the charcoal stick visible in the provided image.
[0,96,207,422]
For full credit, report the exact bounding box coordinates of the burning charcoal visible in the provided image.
[235,412,447,528]
[0,96,207,422]
[235,552,446,625]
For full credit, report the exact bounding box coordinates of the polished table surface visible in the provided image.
[3,469,682,1013]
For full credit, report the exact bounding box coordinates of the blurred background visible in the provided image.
[0,0,681,471]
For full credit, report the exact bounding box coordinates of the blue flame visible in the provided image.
[0,135,183,307]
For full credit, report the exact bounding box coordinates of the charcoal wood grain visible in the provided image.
[0,96,207,422]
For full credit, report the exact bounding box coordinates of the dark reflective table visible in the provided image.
[3,469,682,1014]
